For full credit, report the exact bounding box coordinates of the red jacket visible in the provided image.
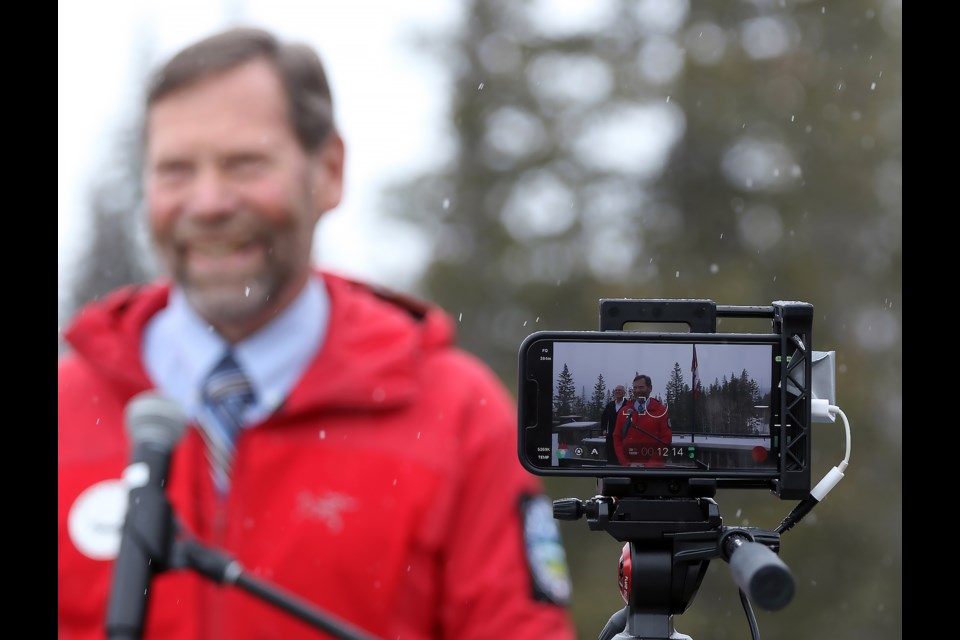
[612,398,672,467]
[58,272,575,640]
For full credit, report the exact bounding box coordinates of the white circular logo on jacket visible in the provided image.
[67,479,128,560]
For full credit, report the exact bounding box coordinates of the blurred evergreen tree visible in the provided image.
[386,1,900,638]
[59,37,160,339]
[62,118,156,333]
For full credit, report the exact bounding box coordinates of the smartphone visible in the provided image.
[518,330,808,492]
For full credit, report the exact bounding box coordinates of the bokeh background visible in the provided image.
[58,1,902,638]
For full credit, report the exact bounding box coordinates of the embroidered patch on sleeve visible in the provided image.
[519,494,573,606]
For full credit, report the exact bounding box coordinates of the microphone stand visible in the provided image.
[105,491,379,640]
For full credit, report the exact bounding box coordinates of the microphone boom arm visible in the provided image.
[172,526,378,640]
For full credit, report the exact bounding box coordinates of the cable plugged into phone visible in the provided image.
[776,402,851,535]
[811,398,835,423]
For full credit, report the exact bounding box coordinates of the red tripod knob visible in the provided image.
[618,542,631,605]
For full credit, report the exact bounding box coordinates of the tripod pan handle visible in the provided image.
[725,534,795,611]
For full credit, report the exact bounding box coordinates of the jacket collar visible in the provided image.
[61,272,455,416]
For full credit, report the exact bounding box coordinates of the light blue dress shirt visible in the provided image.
[142,275,329,430]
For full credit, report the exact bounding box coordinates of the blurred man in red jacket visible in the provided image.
[58,26,575,640]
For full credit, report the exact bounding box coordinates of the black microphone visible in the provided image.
[106,392,188,640]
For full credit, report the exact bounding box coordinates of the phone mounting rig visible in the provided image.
[554,299,812,640]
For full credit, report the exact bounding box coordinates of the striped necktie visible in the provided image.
[200,350,255,492]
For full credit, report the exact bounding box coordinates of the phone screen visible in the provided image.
[519,331,784,478]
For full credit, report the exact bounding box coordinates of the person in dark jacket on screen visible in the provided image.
[601,384,627,463]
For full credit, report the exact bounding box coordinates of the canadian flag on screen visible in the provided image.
[692,344,700,400]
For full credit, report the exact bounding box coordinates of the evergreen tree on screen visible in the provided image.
[590,373,607,421]
[665,361,690,430]
[554,363,576,417]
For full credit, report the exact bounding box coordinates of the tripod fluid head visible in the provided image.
[555,478,794,640]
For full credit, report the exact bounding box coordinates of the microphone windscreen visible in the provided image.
[124,392,188,450]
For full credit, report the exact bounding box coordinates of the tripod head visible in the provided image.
[555,478,794,640]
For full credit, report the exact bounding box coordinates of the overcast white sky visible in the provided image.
[58,0,463,317]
